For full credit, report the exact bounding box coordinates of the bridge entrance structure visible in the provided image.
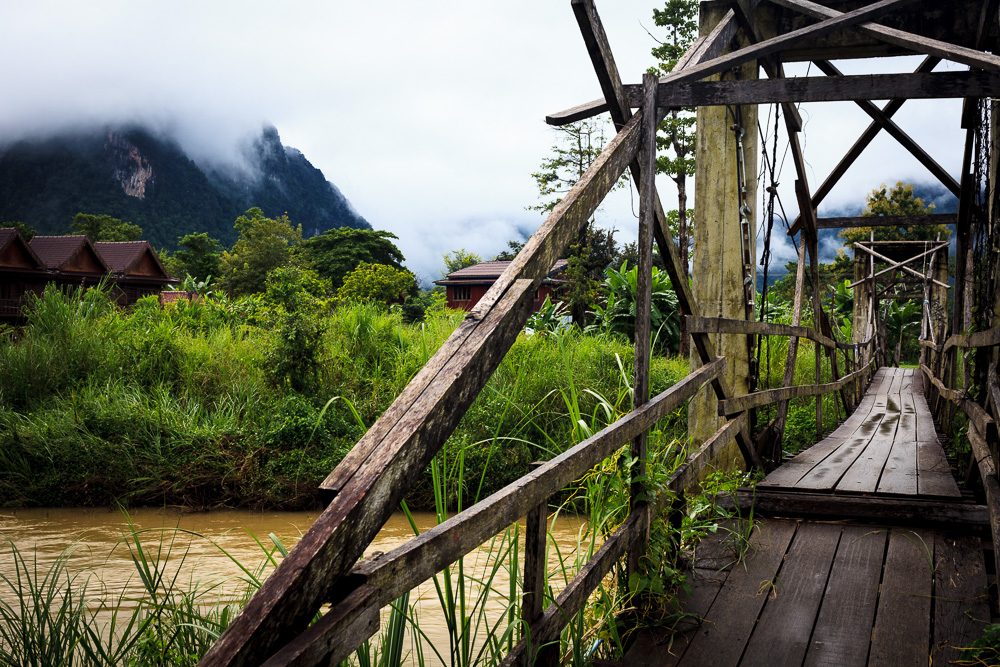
[199,2,1000,665]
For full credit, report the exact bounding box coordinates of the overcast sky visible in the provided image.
[0,1,966,283]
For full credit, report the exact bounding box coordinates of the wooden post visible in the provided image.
[689,1,758,452]
[522,462,557,667]
[628,72,657,579]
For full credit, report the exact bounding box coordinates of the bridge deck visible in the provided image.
[760,368,960,498]
[625,368,990,666]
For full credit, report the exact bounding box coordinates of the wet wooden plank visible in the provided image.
[869,528,934,665]
[836,400,899,493]
[677,520,798,665]
[803,525,887,667]
[916,441,961,497]
[877,393,918,494]
[739,523,843,667]
[933,534,990,664]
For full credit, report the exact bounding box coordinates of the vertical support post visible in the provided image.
[689,1,758,450]
[628,72,657,580]
[522,462,556,667]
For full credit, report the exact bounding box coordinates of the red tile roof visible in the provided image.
[29,235,109,272]
[93,241,156,274]
[443,259,568,280]
[0,228,45,270]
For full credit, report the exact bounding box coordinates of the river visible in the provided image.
[0,507,592,664]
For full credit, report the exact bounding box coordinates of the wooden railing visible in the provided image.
[920,323,1000,594]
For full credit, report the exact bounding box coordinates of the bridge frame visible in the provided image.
[199,2,1000,665]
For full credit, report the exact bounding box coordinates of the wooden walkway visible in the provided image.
[626,368,992,666]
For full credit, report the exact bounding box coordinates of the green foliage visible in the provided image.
[298,227,406,288]
[441,248,482,276]
[839,181,951,246]
[70,212,143,242]
[588,261,681,353]
[526,296,568,335]
[263,266,331,394]
[961,623,1000,664]
[172,232,222,281]
[336,262,418,307]
[492,239,525,261]
[221,207,303,297]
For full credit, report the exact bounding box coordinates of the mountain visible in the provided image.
[0,124,371,249]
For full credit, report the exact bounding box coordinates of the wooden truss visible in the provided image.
[198,2,1000,665]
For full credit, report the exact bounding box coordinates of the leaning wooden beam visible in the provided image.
[686,315,837,350]
[718,359,874,416]
[352,358,726,607]
[200,114,644,667]
[942,324,1000,351]
[847,241,949,288]
[571,0,762,470]
[812,60,960,197]
[766,0,1000,72]
[625,71,1000,108]
[854,242,950,289]
[816,213,956,229]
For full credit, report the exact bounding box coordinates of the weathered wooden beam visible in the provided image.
[766,0,1000,72]
[718,359,874,416]
[719,488,989,527]
[352,358,726,607]
[572,0,630,129]
[201,114,644,667]
[854,242,950,289]
[812,60,961,197]
[790,56,940,234]
[624,71,1000,108]
[654,0,920,88]
[847,241,949,289]
[686,315,837,350]
[943,324,1000,351]
[967,419,1000,612]
[816,213,956,229]
[920,363,997,441]
[257,586,380,667]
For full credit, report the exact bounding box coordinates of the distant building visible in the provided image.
[435,259,568,312]
[0,229,178,321]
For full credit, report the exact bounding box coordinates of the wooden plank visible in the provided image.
[943,323,1000,351]
[718,359,873,416]
[803,524,887,667]
[877,393,918,494]
[933,534,990,664]
[835,397,900,493]
[501,507,648,667]
[258,585,380,667]
[869,528,934,665]
[816,213,956,229]
[768,0,1000,72]
[353,359,726,606]
[719,488,989,527]
[686,315,836,350]
[739,523,842,667]
[677,519,799,665]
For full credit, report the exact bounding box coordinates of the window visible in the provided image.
[453,285,471,301]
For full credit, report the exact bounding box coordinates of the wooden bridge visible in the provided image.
[198,2,1000,665]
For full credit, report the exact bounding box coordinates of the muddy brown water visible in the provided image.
[0,507,590,663]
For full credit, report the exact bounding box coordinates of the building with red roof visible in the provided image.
[435,259,568,312]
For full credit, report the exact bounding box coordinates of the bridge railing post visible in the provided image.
[521,462,558,667]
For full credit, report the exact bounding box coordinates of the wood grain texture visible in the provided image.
[803,525,887,667]
[686,315,836,350]
[677,519,798,665]
[869,528,934,665]
[933,534,990,664]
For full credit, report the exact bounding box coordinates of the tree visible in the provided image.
[493,240,525,261]
[221,207,303,296]
[69,213,142,242]
[2,221,35,240]
[441,249,482,277]
[336,262,418,307]
[651,0,698,274]
[297,227,406,288]
[530,120,625,325]
[172,232,222,282]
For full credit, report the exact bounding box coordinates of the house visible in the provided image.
[0,229,48,318]
[435,259,568,312]
[0,229,178,321]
